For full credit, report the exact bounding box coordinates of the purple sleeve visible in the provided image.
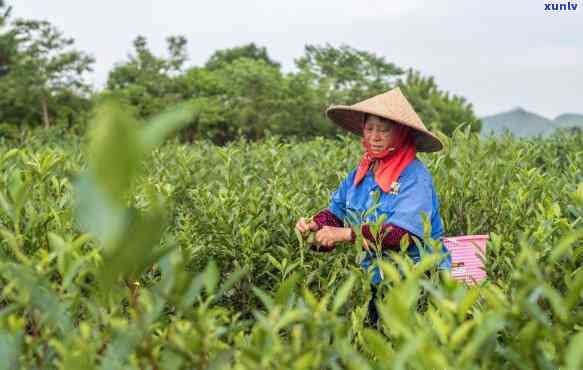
[351,224,410,251]
[312,209,409,251]
[312,209,344,229]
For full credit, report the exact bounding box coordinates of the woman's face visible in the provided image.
[363,115,394,153]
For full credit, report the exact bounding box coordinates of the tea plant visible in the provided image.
[0,102,581,369]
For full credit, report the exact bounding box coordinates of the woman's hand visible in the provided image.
[314,226,352,247]
[295,218,319,239]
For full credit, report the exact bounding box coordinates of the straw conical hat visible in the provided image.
[326,86,443,152]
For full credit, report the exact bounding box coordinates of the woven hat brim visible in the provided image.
[326,106,443,153]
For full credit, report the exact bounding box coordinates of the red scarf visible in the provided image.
[354,123,416,193]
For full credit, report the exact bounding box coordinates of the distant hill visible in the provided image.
[481,108,583,137]
[554,113,583,129]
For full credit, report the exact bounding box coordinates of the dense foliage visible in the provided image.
[0,2,94,131]
[0,102,581,369]
[105,40,481,144]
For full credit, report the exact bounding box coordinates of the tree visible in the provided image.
[295,43,404,104]
[398,69,481,135]
[216,58,285,141]
[104,39,481,143]
[181,58,286,144]
[0,17,94,128]
[205,43,280,71]
[0,0,15,77]
[247,69,340,140]
[106,35,189,118]
[177,45,287,144]
[295,43,481,136]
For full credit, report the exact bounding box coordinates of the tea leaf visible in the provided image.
[566,331,583,370]
[332,274,356,313]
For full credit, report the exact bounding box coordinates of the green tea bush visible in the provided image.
[0,102,581,369]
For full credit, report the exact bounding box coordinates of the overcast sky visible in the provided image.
[12,0,582,118]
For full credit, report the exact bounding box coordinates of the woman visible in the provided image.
[295,87,452,325]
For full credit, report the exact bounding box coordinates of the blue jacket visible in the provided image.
[328,159,452,284]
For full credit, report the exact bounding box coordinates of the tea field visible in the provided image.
[0,103,582,369]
